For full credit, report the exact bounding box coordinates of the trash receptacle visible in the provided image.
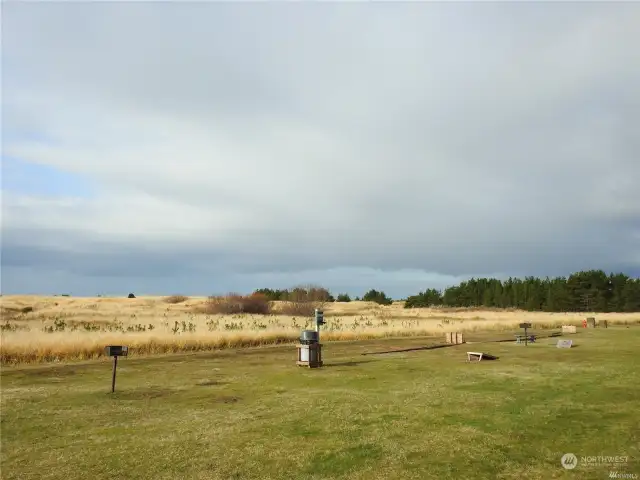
[296,330,322,368]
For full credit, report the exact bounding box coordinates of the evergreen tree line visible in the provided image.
[252,287,392,305]
[404,270,640,312]
[252,270,640,312]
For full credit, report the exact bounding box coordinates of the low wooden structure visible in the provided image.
[445,332,465,345]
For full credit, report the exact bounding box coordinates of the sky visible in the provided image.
[1,2,639,298]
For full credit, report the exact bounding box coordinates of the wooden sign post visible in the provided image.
[105,346,128,393]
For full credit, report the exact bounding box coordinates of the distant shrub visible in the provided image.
[336,294,352,302]
[127,293,136,299]
[253,288,289,301]
[278,301,317,317]
[284,285,332,303]
[277,284,331,316]
[255,285,333,303]
[165,295,189,304]
[362,289,393,305]
[203,293,271,315]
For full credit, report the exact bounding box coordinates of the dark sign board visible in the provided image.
[105,346,128,393]
[519,323,532,329]
[105,345,128,357]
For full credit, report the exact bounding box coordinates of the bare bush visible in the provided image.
[277,284,329,317]
[278,301,316,317]
[165,295,189,304]
[202,293,272,315]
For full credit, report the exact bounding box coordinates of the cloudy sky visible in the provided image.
[2,2,639,298]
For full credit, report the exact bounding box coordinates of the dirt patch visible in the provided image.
[13,365,79,379]
[196,345,292,361]
[216,395,241,404]
[196,379,225,386]
[110,387,176,399]
[161,357,190,364]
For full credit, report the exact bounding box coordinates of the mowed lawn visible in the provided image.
[1,328,639,480]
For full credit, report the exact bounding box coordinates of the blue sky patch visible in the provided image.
[1,156,96,198]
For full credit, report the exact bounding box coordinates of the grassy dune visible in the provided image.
[2,295,639,365]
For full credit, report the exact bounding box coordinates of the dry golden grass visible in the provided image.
[2,295,639,365]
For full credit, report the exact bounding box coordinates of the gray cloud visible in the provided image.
[1,2,639,296]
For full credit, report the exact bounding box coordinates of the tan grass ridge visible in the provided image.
[2,295,639,365]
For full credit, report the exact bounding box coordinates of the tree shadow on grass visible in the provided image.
[361,343,457,356]
[107,387,177,399]
[196,379,228,386]
[324,360,377,367]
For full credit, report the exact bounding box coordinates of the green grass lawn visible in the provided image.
[1,328,639,480]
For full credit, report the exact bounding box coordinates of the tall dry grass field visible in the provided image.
[2,295,639,365]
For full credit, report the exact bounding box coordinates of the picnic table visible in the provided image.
[515,334,536,344]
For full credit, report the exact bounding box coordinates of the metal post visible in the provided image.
[111,355,118,393]
[524,326,528,347]
[315,308,321,344]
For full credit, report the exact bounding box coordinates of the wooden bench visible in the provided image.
[515,334,536,344]
[467,352,484,362]
[467,352,499,362]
